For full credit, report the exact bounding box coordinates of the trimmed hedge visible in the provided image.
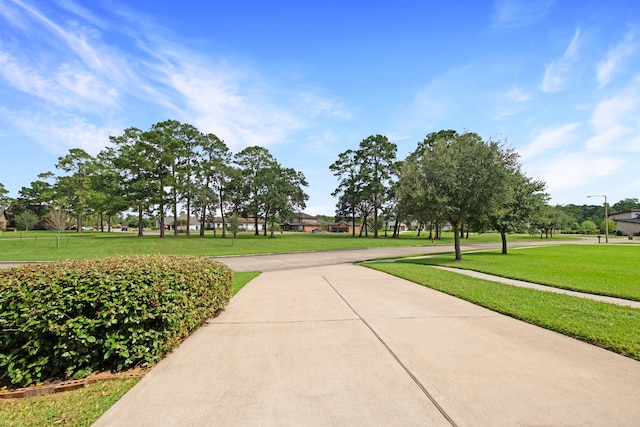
[0,255,232,388]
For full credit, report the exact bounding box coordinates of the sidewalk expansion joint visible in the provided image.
[209,318,359,325]
[322,275,458,427]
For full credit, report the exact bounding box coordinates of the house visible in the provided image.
[328,220,361,234]
[386,219,408,232]
[610,210,640,237]
[281,213,324,232]
[162,215,200,231]
[0,209,7,231]
[208,216,266,232]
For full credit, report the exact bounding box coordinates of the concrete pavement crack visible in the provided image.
[322,275,458,427]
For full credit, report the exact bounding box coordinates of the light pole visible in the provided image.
[587,194,608,243]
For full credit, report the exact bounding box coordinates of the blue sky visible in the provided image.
[1,0,639,215]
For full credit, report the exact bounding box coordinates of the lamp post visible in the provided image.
[587,194,608,243]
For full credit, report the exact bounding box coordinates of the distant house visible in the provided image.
[282,212,324,232]
[208,216,266,232]
[328,220,361,234]
[386,219,408,232]
[163,215,200,231]
[610,210,640,237]
[0,209,7,231]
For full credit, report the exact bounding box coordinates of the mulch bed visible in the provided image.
[0,368,146,399]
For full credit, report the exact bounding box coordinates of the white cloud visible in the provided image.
[596,32,637,88]
[541,29,583,93]
[1,108,119,155]
[491,0,555,29]
[527,152,625,200]
[587,87,640,151]
[0,50,119,110]
[0,0,351,155]
[519,123,580,160]
[504,86,532,102]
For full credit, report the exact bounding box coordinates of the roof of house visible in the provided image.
[293,212,317,220]
[613,218,640,224]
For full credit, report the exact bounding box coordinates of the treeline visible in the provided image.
[330,130,638,259]
[1,120,308,238]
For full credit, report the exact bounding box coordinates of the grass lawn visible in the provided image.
[0,269,259,427]
[367,262,640,361]
[399,244,640,301]
[0,230,568,261]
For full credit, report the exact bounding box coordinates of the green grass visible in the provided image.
[0,230,565,261]
[399,244,640,301]
[0,270,259,426]
[367,262,640,361]
[231,271,260,296]
[0,377,141,427]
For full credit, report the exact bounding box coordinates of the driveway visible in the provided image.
[95,240,640,426]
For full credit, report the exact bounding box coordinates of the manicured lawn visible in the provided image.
[366,262,640,361]
[0,378,141,427]
[0,269,259,426]
[399,244,640,301]
[0,230,566,261]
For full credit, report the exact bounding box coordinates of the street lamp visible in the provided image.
[587,194,608,243]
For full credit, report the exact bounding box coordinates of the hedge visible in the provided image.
[0,255,232,388]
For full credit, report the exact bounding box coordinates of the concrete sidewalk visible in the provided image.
[94,263,640,426]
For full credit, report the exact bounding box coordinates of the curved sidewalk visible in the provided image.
[95,262,640,426]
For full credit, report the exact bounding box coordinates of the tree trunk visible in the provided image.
[137,205,144,237]
[199,204,206,237]
[351,205,356,237]
[185,197,191,236]
[453,222,462,261]
[501,230,507,254]
[373,206,379,238]
[172,188,178,237]
[254,216,259,236]
[100,212,104,232]
[107,215,111,233]
[219,188,226,238]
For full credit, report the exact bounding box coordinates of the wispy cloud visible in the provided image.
[518,122,580,160]
[540,29,583,93]
[504,86,532,102]
[586,85,640,151]
[491,0,555,30]
[527,152,625,199]
[0,107,120,155]
[595,32,637,88]
[0,0,350,155]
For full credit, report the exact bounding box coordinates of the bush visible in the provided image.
[0,255,232,388]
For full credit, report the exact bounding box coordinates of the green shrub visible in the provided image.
[0,255,232,388]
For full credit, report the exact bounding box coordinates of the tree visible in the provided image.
[330,149,361,237]
[14,176,55,220]
[580,220,598,234]
[14,210,39,232]
[110,127,156,237]
[355,135,397,238]
[91,149,129,232]
[262,163,309,238]
[0,182,12,212]
[45,207,70,248]
[198,134,232,238]
[612,198,640,213]
[487,171,548,254]
[234,146,276,235]
[146,121,182,238]
[54,149,95,233]
[402,130,516,261]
